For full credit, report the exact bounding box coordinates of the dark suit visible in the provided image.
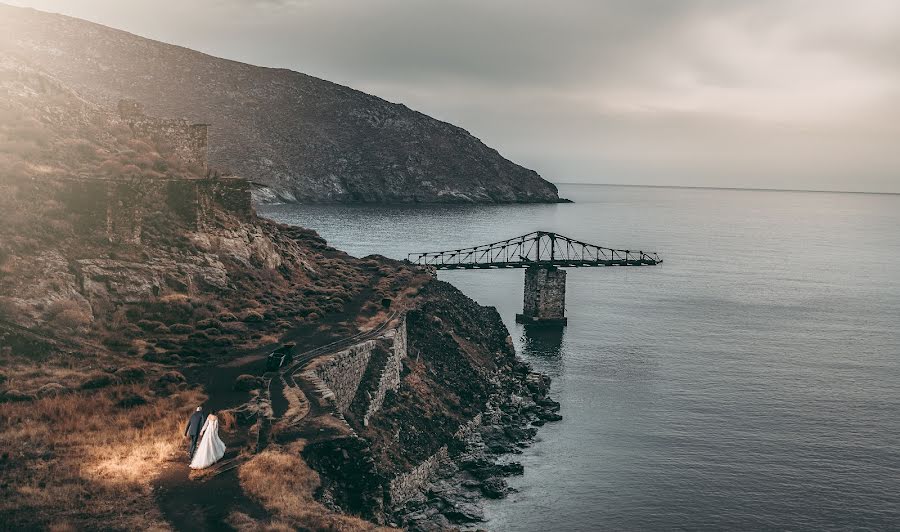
[185,410,204,458]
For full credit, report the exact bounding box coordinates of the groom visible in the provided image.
[184,406,204,459]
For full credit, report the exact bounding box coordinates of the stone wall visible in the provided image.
[521,265,566,321]
[363,315,408,426]
[118,99,208,174]
[388,446,450,507]
[309,340,377,414]
[57,176,252,243]
[197,178,253,223]
[385,412,485,507]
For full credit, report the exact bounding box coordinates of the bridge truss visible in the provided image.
[407,231,662,270]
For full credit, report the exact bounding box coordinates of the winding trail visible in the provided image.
[152,310,401,531]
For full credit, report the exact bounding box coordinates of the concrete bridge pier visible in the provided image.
[515,265,568,325]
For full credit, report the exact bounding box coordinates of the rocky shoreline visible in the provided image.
[393,365,562,530]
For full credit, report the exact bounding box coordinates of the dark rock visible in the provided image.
[498,462,524,476]
[444,501,484,523]
[538,398,561,411]
[539,412,563,422]
[233,374,263,391]
[480,477,508,499]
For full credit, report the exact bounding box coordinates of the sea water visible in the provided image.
[259,184,900,530]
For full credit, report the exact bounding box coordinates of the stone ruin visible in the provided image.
[117,99,209,175]
[58,100,253,244]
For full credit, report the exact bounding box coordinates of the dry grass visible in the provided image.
[238,442,394,532]
[0,384,206,530]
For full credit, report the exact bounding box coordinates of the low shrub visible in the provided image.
[243,311,264,323]
[102,334,132,351]
[115,392,148,409]
[169,323,194,334]
[114,366,146,383]
[79,373,114,390]
[44,299,92,330]
[196,318,222,330]
[136,320,165,332]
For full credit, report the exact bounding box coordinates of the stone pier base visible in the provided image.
[515,266,567,325]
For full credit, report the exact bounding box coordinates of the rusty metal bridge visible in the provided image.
[407,231,662,270]
[407,231,662,325]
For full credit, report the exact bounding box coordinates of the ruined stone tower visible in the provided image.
[118,99,209,174]
[516,266,568,325]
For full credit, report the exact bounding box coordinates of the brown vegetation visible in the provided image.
[238,442,394,532]
[0,381,205,530]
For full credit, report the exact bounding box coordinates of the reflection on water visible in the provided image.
[520,324,565,362]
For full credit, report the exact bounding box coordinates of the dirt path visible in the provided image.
[152,303,400,531]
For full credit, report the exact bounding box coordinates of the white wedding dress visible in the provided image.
[190,415,226,469]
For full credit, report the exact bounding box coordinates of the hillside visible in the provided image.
[0,50,559,530]
[0,3,563,204]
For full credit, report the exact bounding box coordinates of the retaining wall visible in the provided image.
[388,412,487,507]
[56,176,252,244]
[388,446,450,507]
[309,340,377,414]
[363,314,408,426]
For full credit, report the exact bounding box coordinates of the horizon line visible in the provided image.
[554,182,900,196]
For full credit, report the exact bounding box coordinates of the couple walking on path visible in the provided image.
[184,407,226,470]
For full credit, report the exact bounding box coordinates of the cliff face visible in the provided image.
[0,4,562,204]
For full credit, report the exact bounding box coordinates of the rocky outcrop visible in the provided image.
[1,4,563,204]
[297,280,562,529]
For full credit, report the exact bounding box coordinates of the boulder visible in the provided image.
[233,374,263,391]
[479,477,509,499]
[538,411,563,422]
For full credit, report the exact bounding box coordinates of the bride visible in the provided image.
[189,412,226,469]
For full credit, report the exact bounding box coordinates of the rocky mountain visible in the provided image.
[0,3,563,204]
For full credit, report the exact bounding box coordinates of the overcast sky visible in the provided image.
[8,0,900,192]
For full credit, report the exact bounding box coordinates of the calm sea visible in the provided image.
[259,184,900,530]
